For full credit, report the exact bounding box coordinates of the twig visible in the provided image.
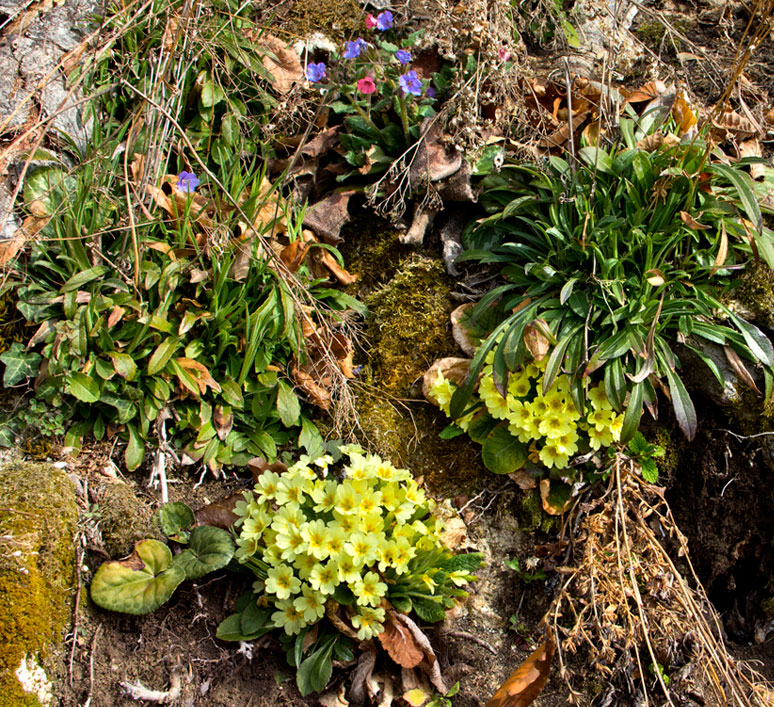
[120,664,182,704]
[441,629,497,656]
[84,624,102,707]
[718,428,774,441]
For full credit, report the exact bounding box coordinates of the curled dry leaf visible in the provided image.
[379,612,425,669]
[290,358,331,411]
[724,346,761,394]
[409,120,462,187]
[672,92,697,136]
[625,80,668,104]
[540,479,572,516]
[175,357,221,395]
[523,320,551,361]
[679,211,711,230]
[422,357,471,406]
[486,635,555,707]
[213,405,233,441]
[247,456,288,483]
[450,303,477,356]
[303,190,354,245]
[194,493,241,529]
[711,108,757,140]
[439,516,468,549]
[350,645,379,706]
[256,34,304,95]
[319,684,350,707]
[739,138,766,181]
[509,470,538,490]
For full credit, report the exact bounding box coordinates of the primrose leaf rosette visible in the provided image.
[219,446,482,650]
[427,346,625,475]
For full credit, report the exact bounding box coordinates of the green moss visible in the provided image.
[363,254,458,396]
[735,262,774,329]
[279,0,363,41]
[96,482,163,558]
[634,17,689,50]
[518,489,559,533]
[0,462,78,706]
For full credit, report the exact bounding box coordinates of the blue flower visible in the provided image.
[176,171,200,193]
[306,62,326,82]
[376,10,393,31]
[398,70,422,96]
[426,86,436,98]
[395,49,411,64]
[343,37,367,59]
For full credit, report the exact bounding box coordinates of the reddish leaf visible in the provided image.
[486,636,555,707]
[378,613,425,668]
[194,493,241,529]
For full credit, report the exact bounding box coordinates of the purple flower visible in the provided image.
[176,171,200,193]
[426,86,436,98]
[376,10,393,30]
[395,49,412,64]
[306,62,326,82]
[398,70,422,96]
[344,37,367,59]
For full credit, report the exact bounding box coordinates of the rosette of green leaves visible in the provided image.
[453,126,774,441]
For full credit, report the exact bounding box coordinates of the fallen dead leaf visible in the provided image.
[540,479,572,516]
[625,80,668,104]
[739,138,766,180]
[486,635,555,707]
[402,688,430,707]
[194,493,241,528]
[257,34,304,95]
[725,346,761,394]
[439,516,467,549]
[379,613,425,669]
[450,303,477,356]
[523,320,551,361]
[679,211,711,230]
[303,191,354,245]
[422,357,471,406]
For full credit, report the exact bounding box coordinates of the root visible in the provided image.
[547,455,773,706]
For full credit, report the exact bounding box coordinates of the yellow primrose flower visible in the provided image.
[539,444,570,469]
[528,442,541,465]
[347,457,376,482]
[234,491,262,523]
[553,429,579,456]
[334,482,362,515]
[394,502,415,524]
[289,464,318,482]
[380,483,404,511]
[449,570,473,587]
[538,412,574,439]
[403,480,426,506]
[353,570,388,607]
[543,389,567,414]
[275,475,309,506]
[378,539,399,571]
[309,560,340,595]
[375,460,400,482]
[323,524,347,557]
[531,396,549,418]
[271,598,307,635]
[275,526,307,562]
[350,607,386,641]
[271,502,306,534]
[336,555,362,584]
[609,413,624,440]
[311,479,338,513]
[242,509,270,539]
[293,583,326,623]
[588,384,613,410]
[420,572,437,593]
[391,523,415,542]
[587,407,615,432]
[360,511,385,535]
[265,564,301,600]
[312,454,334,469]
[392,537,416,574]
[301,519,330,560]
[480,374,510,420]
[588,426,614,450]
[330,513,359,534]
[430,369,456,408]
[235,534,261,561]
[293,552,318,580]
[255,470,281,503]
[359,489,383,515]
[508,373,532,399]
[344,532,379,567]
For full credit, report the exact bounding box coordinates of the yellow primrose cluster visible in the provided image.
[430,354,624,470]
[232,446,477,641]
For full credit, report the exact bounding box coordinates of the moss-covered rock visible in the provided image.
[0,461,78,706]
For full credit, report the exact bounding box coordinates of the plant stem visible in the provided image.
[345,94,380,135]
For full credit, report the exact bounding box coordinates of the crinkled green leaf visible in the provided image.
[90,539,185,615]
[157,502,195,542]
[172,526,234,580]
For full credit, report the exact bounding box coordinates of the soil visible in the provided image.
[3,0,774,705]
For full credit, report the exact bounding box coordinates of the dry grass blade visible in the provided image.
[548,455,771,706]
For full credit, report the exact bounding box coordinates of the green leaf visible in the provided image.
[68,372,100,403]
[620,381,644,444]
[578,146,614,175]
[442,553,484,573]
[662,362,697,441]
[125,423,145,471]
[730,314,774,367]
[481,425,527,474]
[412,596,447,623]
[709,163,762,233]
[108,352,137,381]
[0,342,41,385]
[439,423,465,440]
[89,539,186,615]
[201,79,225,108]
[299,417,325,458]
[216,613,253,641]
[221,379,244,408]
[296,639,335,697]
[640,458,659,483]
[276,380,301,427]
[241,601,272,636]
[61,266,109,292]
[147,338,179,376]
[157,502,195,542]
[172,526,235,580]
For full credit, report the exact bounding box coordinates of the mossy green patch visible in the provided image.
[363,254,458,396]
[0,462,78,707]
[735,262,774,329]
[95,481,163,558]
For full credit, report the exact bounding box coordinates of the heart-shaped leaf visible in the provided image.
[482,425,527,474]
[90,539,185,615]
[172,526,234,580]
[157,502,195,542]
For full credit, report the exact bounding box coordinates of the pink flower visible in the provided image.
[357,76,376,94]
[498,46,511,62]
[366,14,377,28]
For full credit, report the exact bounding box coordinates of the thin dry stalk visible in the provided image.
[548,454,772,706]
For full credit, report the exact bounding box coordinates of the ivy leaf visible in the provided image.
[89,539,186,615]
[0,342,41,385]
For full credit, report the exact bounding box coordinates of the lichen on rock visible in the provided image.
[0,461,78,707]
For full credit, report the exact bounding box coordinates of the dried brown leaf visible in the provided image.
[280,239,311,272]
[739,138,766,180]
[672,92,697,136]
[485,636,555,707]
[247,457,288,483]
[439,516,467,550]
[303,191,353,245]
[257,35,303,95]
[625,80,667,104]
[422,358,471,406]
[711,223,728,276]
[194,493,241,528]
[509,470,538,490]
[679,211,711,230]
[175,357,222,395]
[540,479,571,516]
[213,405,233,441]
[379,614,425,668]
[409,120,462,186]
[724,346,761,394]
[450,304,477,357]
[290,359,331,411]
[523,320,550,361]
